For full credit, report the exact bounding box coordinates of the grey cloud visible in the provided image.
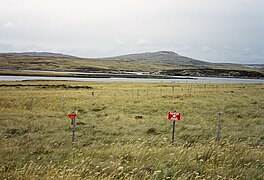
[0,0,264,63]
[136,38,149,45]
[201,46,212,54]
[2,22,15,28]
[0,42,13,51]
[115,39,126,45]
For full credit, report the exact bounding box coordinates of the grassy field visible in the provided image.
[0,81,263,179]
[1,55,263,79]
[0,55,173,72]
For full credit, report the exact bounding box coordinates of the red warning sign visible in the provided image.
[67,113,77,120]
[168,112,181,121]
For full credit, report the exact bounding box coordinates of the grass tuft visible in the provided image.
[0,81,263,179]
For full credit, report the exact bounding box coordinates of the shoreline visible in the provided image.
[0,69,263,80]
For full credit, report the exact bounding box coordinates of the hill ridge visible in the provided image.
[0,52,77,58]
[101,51,211,66]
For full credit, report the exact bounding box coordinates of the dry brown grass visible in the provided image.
[0,81,263,179]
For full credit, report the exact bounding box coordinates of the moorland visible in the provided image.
[0,81,263,179]
[1,51,264,79]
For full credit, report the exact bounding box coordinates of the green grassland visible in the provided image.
[0,81,263,179]
[0,55,173,72]
[1,55,264,79]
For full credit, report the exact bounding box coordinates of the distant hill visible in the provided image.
[102,51,212,66]
[0,51,263,78]
[0,52,77,58]
[1,51,263,70]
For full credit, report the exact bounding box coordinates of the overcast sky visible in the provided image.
[1,0,264,63]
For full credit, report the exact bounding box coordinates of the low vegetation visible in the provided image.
[0,81,263,179]
[0,55,172,72]
[162,68,264,79]
[1,54,263,79]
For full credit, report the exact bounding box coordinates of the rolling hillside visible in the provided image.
[102,51,211,66]
[0,52,77,58]
[0,51,263,78]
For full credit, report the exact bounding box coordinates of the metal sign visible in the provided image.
[168,112,181,121]
[168,111,181,145]
[67,113,77,144]
[67,113,77,121]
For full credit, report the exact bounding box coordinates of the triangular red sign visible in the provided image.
[67,113,77,120]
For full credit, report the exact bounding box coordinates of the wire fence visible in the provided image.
[0,83,263,112]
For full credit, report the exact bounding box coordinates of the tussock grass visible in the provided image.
[0,81,263,179]
[0,56,173,72]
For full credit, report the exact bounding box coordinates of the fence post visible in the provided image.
[61,95,65,112]
[171,120,176,144]
[30,98,33,111]
[216,112,221,144]
[72,116,76,143]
